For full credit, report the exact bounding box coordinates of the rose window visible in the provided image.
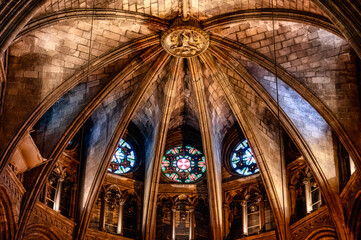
[108,139,136,174]
[231,139,259,176]
[161,146,206,183]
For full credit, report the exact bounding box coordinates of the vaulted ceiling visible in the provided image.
[0,0,361,240]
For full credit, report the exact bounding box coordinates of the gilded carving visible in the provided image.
[161,26,209,57]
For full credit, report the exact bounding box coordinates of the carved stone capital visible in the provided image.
[240,200,247,207]
[119,199,126,205]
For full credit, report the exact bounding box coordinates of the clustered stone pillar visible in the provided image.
[53,176,64,212]
[117,199,126,235]
[189,207,195,240]
[172,206,176,240]
[241,200,248,236]
[303,177,312,213]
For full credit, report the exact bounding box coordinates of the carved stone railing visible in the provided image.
[26,202,75,239]
[290,206,335,240]
[0,166,26,222]
[86,228,134,240]
[235,230,277,240]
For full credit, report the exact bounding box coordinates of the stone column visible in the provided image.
[172,206,176,240]
[189,207,195,240]
[241,200,248,236]
[53,176,64,212]
[117,199,126,235]
[289,184,297,217]
[303,178,312,213]
[257,196,265,232]
[100,196,106,230]
[69,184,77,219]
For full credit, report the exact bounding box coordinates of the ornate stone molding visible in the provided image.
[161,26,209,58]
[290,206,335,240]
[28,202,75,238]
[1,167,26,204]
[86,228,133,240]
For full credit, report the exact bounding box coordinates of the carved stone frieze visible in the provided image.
[290,206,335,240]
[27,202,75,238]
[161,26,209,58]
[86,228,133,240]
[1,167,26,203]
[0,167,26,222]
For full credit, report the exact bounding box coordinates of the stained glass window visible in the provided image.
[108,139,136,174]
[161,146,206,183]
[231,139,259,176]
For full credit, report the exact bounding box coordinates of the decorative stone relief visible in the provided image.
[0,167,26,222]
[28,202,75,238]
[290,206,335,240]
[161,26,209,58]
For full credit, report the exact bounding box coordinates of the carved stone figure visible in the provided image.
[161,26,209,57]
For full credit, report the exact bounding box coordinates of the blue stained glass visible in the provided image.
[108,139,137,174]
[161,145,206,183]
[231,139,259,176]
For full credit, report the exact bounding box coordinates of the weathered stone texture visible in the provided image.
[212,20,361,163]
[225,57,338,191]
[32,52,142,158]
[79,58,155,210]
[0,18,155,156]
[192,0,326,19]
[168,64,200,131]
[25,202,75,239]
[290,206,335,240]
[220,60,285,213]
[36,0,179,19]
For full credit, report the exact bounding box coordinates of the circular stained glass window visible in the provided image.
[161,146,206,183]
[108,139,136,174]
[231,139,259,176]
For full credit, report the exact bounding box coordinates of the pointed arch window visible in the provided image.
[161,146,206,183]
[42,164,77,219]
[231,140,259,176]
[108,139,136,174]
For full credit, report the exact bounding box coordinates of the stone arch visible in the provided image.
[0,186,15,240]
[174,194,191,204]
[23,225,61,240]
[304,227,338,240]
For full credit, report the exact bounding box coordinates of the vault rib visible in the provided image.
[203,9,341,37]
[188,57,223,240]
[199,52,290,240]
[201,50,350,240]
[0,34,160,178]
[210,36,361,173]
[142,58,181,240]
[14,45,163,240]
[18,8,169,39]
[76,52,171,240]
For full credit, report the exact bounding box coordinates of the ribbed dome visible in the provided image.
[0,1,361,240]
